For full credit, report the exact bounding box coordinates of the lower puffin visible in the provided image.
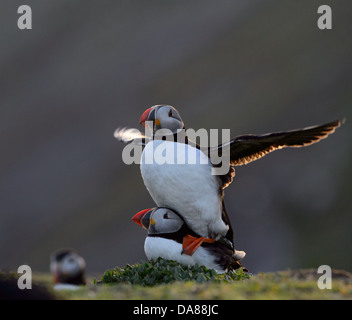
[132,207,247,274]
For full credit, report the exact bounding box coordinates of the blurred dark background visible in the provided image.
[0,0,351,275]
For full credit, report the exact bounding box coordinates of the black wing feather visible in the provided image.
[227,119,344,166]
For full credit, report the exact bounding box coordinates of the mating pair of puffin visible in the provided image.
[115,105,344,273]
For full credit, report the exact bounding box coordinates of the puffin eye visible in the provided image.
[168,109,172,117]
[163,213,169,219]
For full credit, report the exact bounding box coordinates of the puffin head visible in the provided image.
[132,207,184,235]
[50,249,86,285]
[139,105,184,134]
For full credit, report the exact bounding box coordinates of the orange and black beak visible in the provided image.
[139,107,157,128]
[132,208,154,230]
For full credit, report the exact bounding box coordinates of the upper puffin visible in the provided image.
[115,105,344,243]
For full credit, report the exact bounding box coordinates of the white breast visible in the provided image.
[140,141,228,239]
[53,284,80,291]
[144,236,225,273]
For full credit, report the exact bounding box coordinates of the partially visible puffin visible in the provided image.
[132,207,247,274]
[50,249,86,290]
[115,105,344,246]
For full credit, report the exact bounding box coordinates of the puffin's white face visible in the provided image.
[59,253,86,276]
[148,207,184,235]
[139,105,184,134]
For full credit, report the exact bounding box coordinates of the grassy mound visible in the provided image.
[98,258,250,286]
[2,267,352,299]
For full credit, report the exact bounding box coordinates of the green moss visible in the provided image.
[98,258,250,286]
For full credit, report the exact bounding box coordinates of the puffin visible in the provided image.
[50,249,86,290]
[115,105,344,246]
[132,207,247,273]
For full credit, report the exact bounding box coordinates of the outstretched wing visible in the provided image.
[218,119,344,166]
[114,127,147,145]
